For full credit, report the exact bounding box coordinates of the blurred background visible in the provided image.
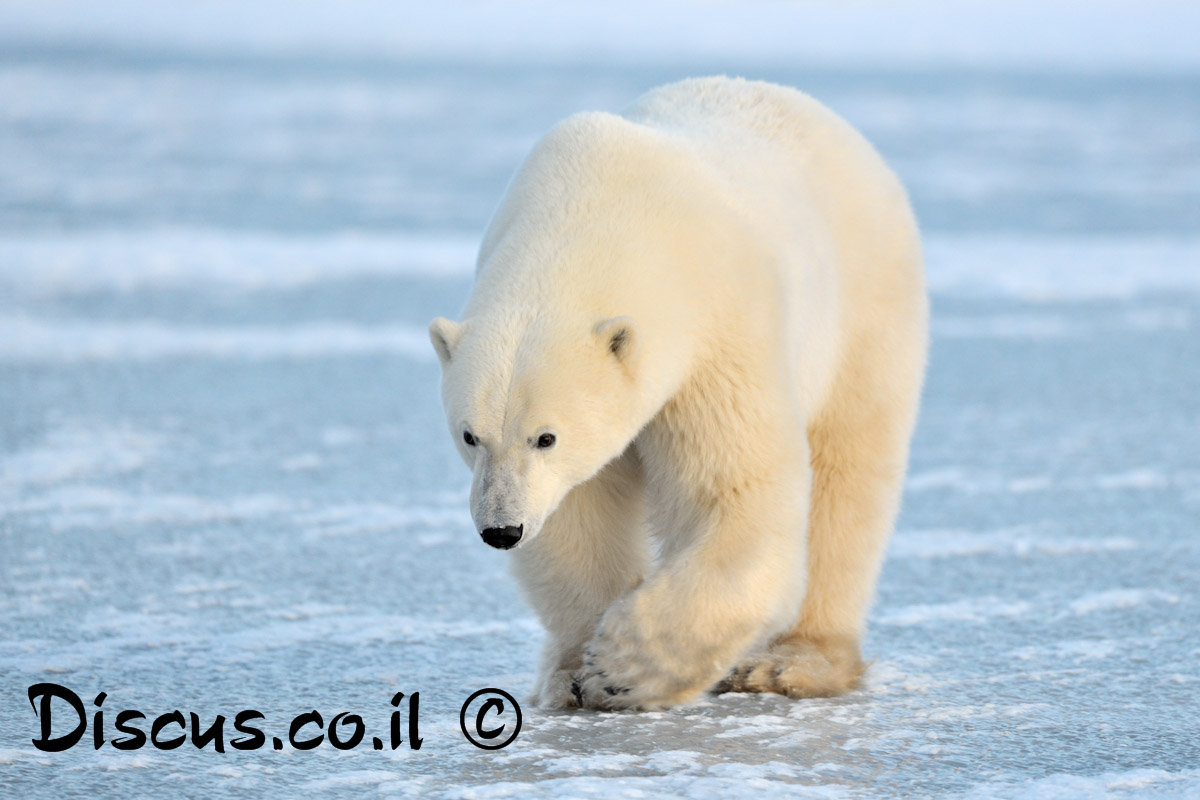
[1,2,1198,798]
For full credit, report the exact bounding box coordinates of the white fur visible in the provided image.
[431,77,928,710]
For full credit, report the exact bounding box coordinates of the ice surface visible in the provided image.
[2,3,1199,798]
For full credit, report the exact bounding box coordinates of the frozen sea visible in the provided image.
[2,6,1199,798]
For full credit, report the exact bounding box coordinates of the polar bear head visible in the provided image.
[430,312,641,549]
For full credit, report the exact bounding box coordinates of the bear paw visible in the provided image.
[714,635,865,698]
[571,604,687,711]
[532,668,582,709]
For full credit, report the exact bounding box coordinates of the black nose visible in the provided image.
[480,525,523,550]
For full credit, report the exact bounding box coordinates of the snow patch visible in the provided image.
[0,314,433,363]
[0,229,477,295]
[0,423,160,489]
[5,485,292,527]
[1068,589,1181,615]
[888,529,1137,560]
[906,468,1187,495]
[878,598,1031,627]
[926,236,1200,301]
[0,748,28,764]
[303,769,404,789]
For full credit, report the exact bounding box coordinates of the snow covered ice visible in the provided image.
[1,2,1199,797]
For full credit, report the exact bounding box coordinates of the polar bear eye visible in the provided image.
[463,431,476,447]
[536,433,556,449]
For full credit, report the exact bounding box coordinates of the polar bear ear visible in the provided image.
[595,316,638,368]
[429,317,463,364]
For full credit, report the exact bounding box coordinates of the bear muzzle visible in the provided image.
[480,524,523,550]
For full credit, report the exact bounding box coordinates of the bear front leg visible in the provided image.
[509,449,649,709]
[574,457,810,709]
[572,372,813,711]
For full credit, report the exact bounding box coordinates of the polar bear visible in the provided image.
[429,77,927,711]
